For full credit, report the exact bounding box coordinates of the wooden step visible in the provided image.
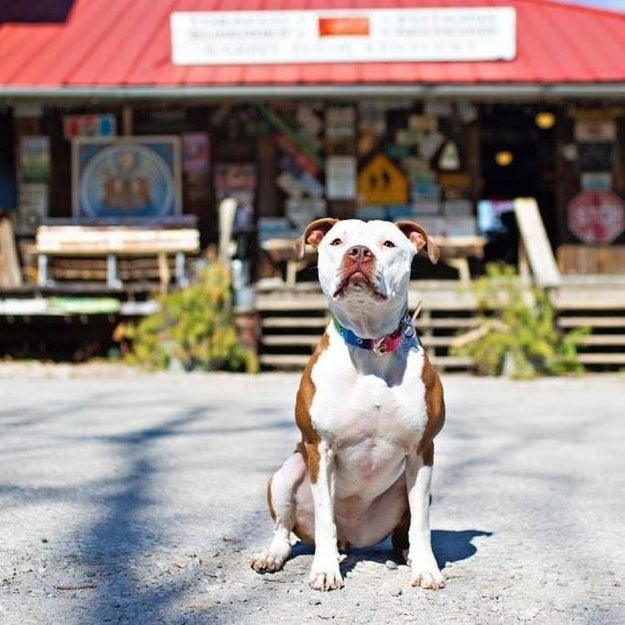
[262,331,466,348]
[421,336,463,347]
[577,353,625,365]
[551,294,625,310]
[256,298,327,312]
[255,279,625,373]
[263,316,328,329]
[580,334,625,346]
[417,317,479,329]
[260,353,310,368]
[262,313,476,329]
[260,351,474,370]
[558,316,625,328]
[409,297,479,311]
[430,355,475,368]
[262,334,319,347]
[262,334,468,350]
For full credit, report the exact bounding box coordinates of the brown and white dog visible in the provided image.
[251,218,446,591]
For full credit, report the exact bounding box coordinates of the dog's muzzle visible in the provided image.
[334,245,385,299]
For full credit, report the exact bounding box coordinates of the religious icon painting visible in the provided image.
[72,136,182,221]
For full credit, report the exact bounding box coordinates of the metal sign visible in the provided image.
[358,154,408,205]
[568,190,625,244]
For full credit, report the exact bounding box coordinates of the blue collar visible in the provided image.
[332,312,421,355]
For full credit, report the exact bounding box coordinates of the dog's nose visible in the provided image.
[347,245,373,262]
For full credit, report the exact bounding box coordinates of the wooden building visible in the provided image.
[1,1,625,367]
[1,1,625,265]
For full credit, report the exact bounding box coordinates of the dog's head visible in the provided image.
[296,218,439,329]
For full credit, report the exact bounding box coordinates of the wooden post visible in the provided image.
[157,251,170,296]
[122,106,133,136]
[0,219,23,287]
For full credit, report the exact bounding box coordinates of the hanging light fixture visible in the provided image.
[535,111,556,130]
[495,150,514,167]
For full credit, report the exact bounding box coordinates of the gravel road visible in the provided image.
[0,363,623,625]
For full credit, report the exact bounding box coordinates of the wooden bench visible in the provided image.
[432,235,486,284]
[36,225,200,291]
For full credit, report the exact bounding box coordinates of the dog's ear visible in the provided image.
[294,218,339,259]
[395,221,440,264]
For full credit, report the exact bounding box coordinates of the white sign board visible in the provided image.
[326,156,357,200]
[171,8,516,65]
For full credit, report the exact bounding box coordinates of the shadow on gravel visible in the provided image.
[432,529,493,568]
[76,408,208,625]
[284,528,492,575]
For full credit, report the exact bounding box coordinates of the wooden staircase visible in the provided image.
[256,280,480,371]
[255,199,625,372]
[255,287,327,369]
[516,198,625,371]
[550,276,625,368]
[256,278,625,372]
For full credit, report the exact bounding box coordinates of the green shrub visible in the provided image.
[117,262,258,373]
[451,263,587,378]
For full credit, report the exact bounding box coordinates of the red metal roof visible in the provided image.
[2,0,625,94]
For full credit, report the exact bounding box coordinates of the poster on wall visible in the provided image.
[575,119,615,173]
[20,136,50,182]
[326,156,357,200]
[574,120,616,143]
[182,132,210,201]
[16,182,48,235]
[326,106,356,139]
[182,132,210,174]
[72,136,181,220]
[577,142,614,172]
[214,163,257,228]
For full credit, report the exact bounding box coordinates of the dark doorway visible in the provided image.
[479,104,556,264]
[0,106,17,211]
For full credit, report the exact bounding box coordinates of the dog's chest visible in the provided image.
[309,337,428,454]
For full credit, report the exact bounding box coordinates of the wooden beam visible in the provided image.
[0,219,23,287]
[514,197,562,288]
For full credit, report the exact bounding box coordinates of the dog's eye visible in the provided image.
[330,238,342,246]
[382,240,396,248]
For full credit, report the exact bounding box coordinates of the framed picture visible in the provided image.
[72,136,181,220]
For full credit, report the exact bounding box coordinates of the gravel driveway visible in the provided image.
[0,363,623,624]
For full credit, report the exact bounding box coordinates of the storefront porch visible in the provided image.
[2,2,625,371]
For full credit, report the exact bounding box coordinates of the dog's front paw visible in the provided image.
[410,564,445,590]
[250,549,288,574]
[250,533,293,574]
[308,557,344,591]
[406,547,445,589]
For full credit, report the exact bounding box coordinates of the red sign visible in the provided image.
[63,114,116,139]
[318,17,370,37]
[567,190,625,244]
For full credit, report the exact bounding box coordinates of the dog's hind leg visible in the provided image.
[392,507,410,560]
[250,451,309,573]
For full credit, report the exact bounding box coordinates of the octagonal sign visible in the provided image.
[567,190,625,244]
